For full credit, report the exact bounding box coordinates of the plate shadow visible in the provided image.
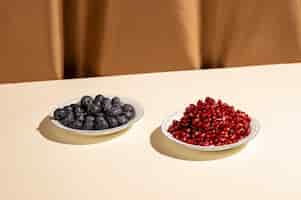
[150,127,246,161]
[37,116,127,145]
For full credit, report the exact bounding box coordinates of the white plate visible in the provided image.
[161,112,260,151]
[49,96,144,136]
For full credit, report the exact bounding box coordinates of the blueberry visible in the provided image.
[94,112,105,118]
[80,96,93,108]
[63,105,73,112]
[102,97,111,105]
[106,105,123,116]
[102,99,112,112]
[116,115,128,125]
[87,104,101,114]
[75,112,85,121]
[112,97,121,105]
[53,108,66,120]
[102,97,110,102]
[83,121,94,130]
[95,94,104,103]
[71,120,83,129]
[65,112,75,122]
[106,117,119,128]
[95,115,105,121]
[60,118,71,127]
[122,104,135,112]
[71,103,79,109]
[94,118,109,130]
[124,110,135,120]
[75,111,84,117]
[85,115,95,122]
[93,99,102,107]
[73,104,84,113]
[60,113,74,126]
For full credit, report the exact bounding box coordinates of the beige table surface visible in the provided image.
[1,64,301,199]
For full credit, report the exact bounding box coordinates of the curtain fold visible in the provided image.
[203,0,301,68]
[1,0,301,83]
[63,0,201,78]
[0,0,63,83]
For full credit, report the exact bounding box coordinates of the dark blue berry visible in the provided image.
[54,108,66,120]
[65,112,75,122]
[71,104,79,109]
[122,104,135,112]
[83,121,94,130]
[102,99,112,112]
[94,118,109,130]
[94,112,105,118]
[80,96,93,108]
[124,110,135,120]
[73,105,84,113]
[85,115,95,122]
[93,99,102,107]
[63,105,73,112]
[112,97,121,105]
[107,105,123,116]
[71,120,83,129]
[88,104,101,114]
[116,115,128,125]
[102,97,110,102]
[106,117,119,128]
[60,118,71,127]
[95,94,104,103]
[95,115,105,121]
[75,112,85,121]
[59,113,74,127]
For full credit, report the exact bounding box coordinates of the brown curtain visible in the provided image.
[1,0,301,83]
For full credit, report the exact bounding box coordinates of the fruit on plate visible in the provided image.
[167,97,251,146]
[53,95,136,130]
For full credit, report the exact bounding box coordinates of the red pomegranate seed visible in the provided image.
[168,97,251,146]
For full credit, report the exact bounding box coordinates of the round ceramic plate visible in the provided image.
[161,112,260,151]
[49,96,144,136]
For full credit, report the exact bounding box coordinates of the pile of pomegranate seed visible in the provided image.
[168,97,251,146]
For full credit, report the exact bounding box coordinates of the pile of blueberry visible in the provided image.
[53,95,135,130]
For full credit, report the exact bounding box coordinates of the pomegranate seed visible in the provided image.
[168,97,251,146]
